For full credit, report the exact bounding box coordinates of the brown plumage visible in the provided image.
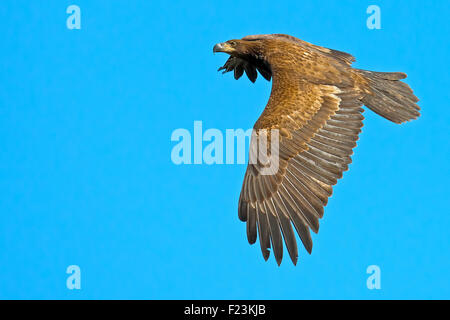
[213,34,420,266]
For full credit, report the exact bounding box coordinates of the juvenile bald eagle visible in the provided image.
[213,34,421,266]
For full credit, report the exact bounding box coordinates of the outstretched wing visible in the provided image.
[239,77,365,265]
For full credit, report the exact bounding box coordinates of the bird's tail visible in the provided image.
[358,69,421,124]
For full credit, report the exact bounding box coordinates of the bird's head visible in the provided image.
[213,39,264,58]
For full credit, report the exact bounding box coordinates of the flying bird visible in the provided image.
[213,34,420,266]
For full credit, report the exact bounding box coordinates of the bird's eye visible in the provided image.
[229,41,237,47]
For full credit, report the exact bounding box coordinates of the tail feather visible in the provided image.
[359,70,421,124]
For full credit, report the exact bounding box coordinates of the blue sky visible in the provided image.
[0,0,449,299]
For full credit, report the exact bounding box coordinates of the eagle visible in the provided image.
[213,34,420,266]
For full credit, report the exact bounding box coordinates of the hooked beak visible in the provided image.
[213,42,233,54]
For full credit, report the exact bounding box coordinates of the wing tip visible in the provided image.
[291,255,298,266]
[262,250,270,261]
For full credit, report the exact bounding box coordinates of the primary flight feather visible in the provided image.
[213,34,420,266]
